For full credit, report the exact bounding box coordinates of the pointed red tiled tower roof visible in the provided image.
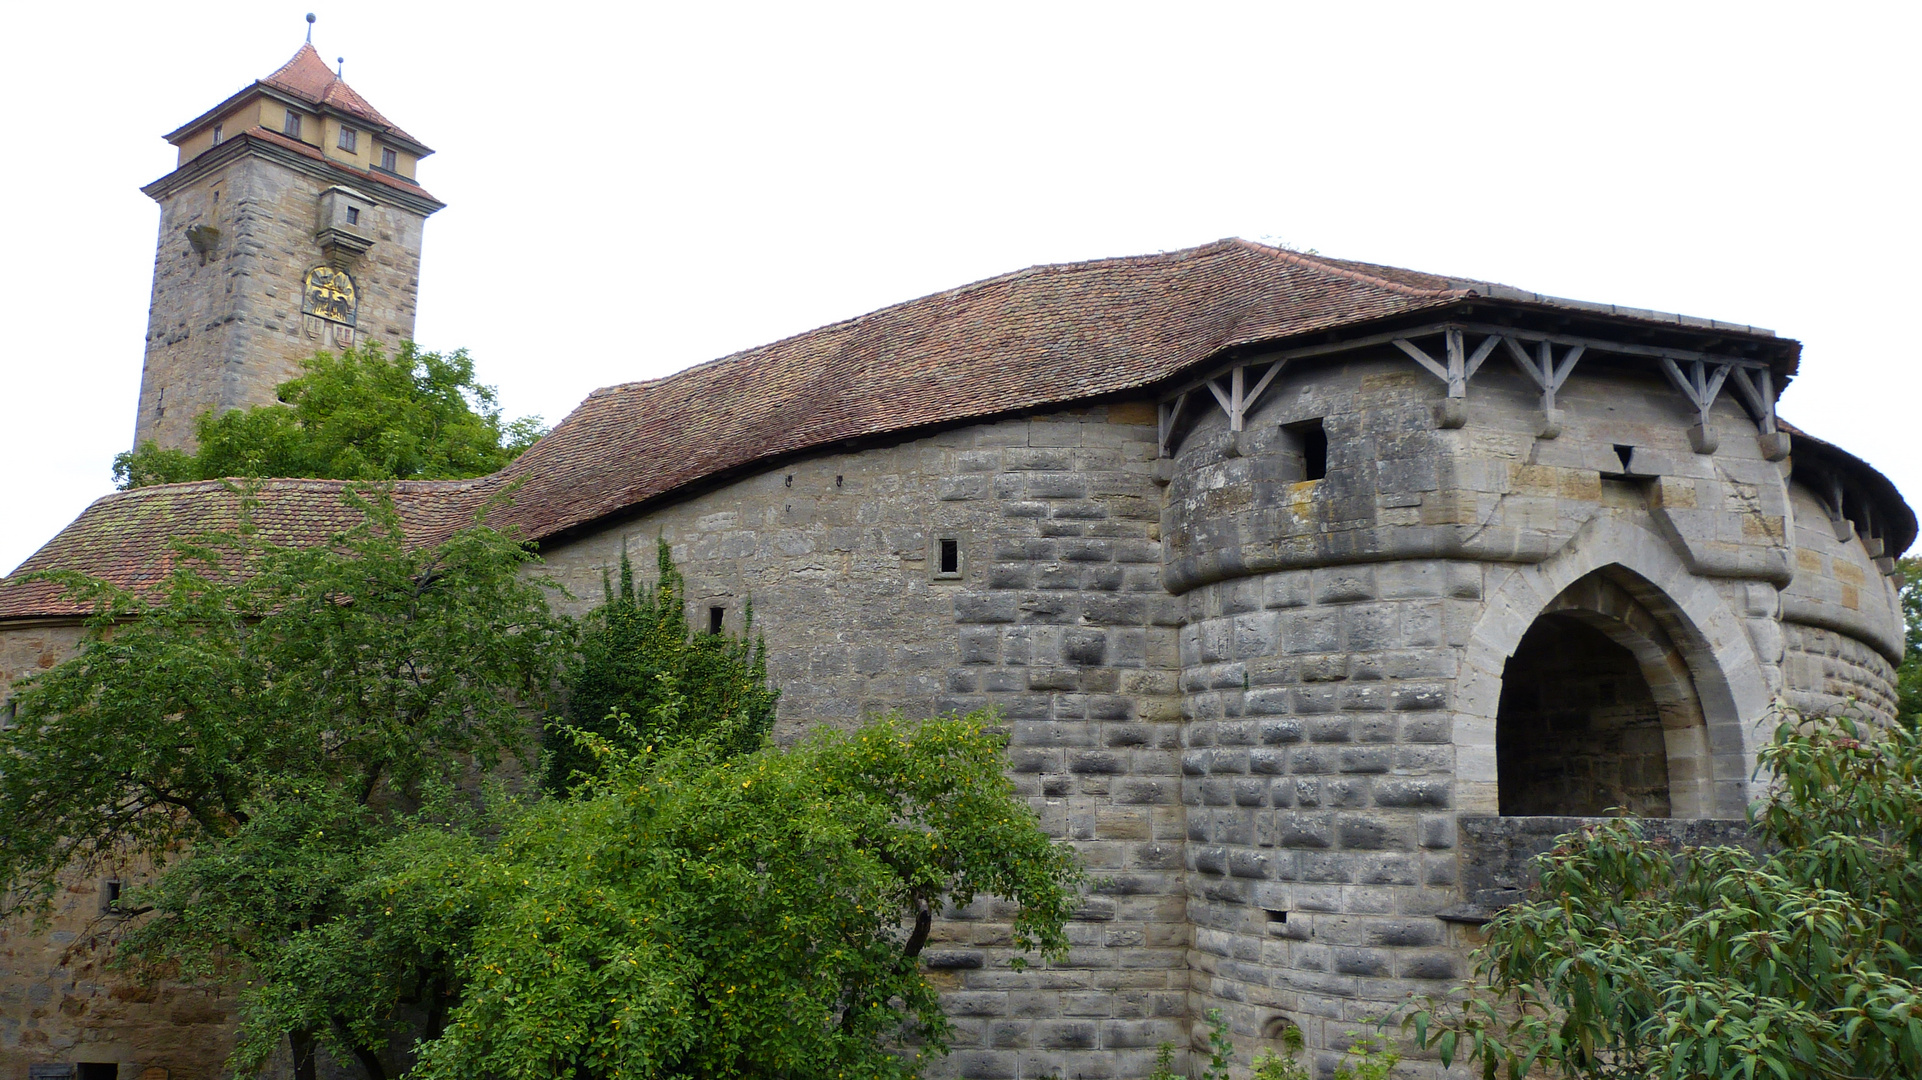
[260,42,418,144]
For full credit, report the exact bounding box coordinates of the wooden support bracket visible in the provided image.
[1501,336,1584,438]
[1728,366,1791,461]
[1658,357,1731,454]
[1394,330,1497,429]
[1157,391,1188,458]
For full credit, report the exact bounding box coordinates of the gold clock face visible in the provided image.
[303,265,358,326]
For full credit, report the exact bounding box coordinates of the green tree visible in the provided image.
[1897,555,1920,726]
[409,710,1082,1080]
[0,490,568,1078]
[543,540,777,794]
[113,342,545,488]
[1407,704,1922,1080]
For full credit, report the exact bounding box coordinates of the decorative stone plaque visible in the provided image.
[302,265,358,327]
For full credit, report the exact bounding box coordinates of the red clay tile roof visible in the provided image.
[263,43,418,144]
[482,240,1478,541]
[0,480,485,620]
[1,239,1873,621]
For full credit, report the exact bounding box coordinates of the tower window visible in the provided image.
[708,606,725,635]
[283,110,303,138]
[939,539,960,575]
[211,123,223,145]
[338,127,359,152]
[346,207,360,225]
[381,147,398,171]
[101,879,123,915]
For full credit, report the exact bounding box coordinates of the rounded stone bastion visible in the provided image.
[1159,330,1910,1073]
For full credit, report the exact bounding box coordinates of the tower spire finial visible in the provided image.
[305,12,315,43]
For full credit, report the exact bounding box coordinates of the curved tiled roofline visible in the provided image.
[1781,421,1918,555]
[487,240,1484,543]
[4,240,1907,621]
[580,240,1470,404]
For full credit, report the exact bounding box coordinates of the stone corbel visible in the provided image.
[185,224,221,265]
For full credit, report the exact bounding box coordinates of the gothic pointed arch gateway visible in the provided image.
[1455,517,1774,821]
[1496,569,1715,818]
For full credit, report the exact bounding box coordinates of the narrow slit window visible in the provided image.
[338,127,359,152]
[101,879,123,914]
[708,606,725,635]
[283,110,303,138]
[211,123,223,145]
[939,539,960,575]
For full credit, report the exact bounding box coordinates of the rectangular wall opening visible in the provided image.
[1283,419,1328,481]
[708,606,725,635]
[932,535,966,580]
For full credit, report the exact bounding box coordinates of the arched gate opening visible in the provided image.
[1495,569,1716,818]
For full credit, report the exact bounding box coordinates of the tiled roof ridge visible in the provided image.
[1226,239,1479,300]
[260,42,414,142]
[586,239,1289,400]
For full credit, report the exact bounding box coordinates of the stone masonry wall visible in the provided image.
[539,403,1191,1078]
[1,338,1913,1079]
[0,621,238,1079]
[1781,623,1898,719]
[1176,561,1474,1073]
[136,151,429,451]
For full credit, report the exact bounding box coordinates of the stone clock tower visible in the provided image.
[133,39,444,451]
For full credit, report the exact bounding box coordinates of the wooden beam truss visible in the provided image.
[1156,320,1784,459]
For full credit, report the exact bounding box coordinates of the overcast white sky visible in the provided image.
[2,2,1917,575]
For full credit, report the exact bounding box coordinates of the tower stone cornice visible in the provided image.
[141,129,446,219]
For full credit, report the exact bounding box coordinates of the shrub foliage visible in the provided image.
[114,342,544,488]
[1408,705,1922,1080]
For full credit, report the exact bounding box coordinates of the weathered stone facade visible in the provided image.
[135,152,435,451]
[132,44,442,452]
[0,46,1911,1074]
[506,346,1904,1077]
[2,343,1911,1076]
